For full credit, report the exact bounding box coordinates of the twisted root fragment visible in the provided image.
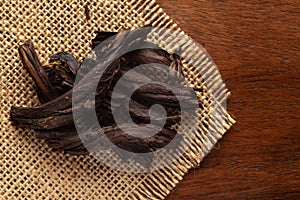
[10,29,200,167]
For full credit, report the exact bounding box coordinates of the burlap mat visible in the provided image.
[0,0,235,199]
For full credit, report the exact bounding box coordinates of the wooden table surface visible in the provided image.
[155,0,300,199]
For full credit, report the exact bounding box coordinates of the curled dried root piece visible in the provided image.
[18,41,60,103]
[10,28,200,168]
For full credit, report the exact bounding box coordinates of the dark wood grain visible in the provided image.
[155,0,300,199]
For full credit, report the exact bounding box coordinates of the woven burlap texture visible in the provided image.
[0,0,235,199]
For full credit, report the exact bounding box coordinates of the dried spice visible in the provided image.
[84,4,90,21]
[10,29,200,165]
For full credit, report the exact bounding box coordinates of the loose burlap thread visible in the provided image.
[0,0,235,199]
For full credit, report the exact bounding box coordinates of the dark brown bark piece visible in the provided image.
[92,31,118,49]
[49,52,80,75]
[10,28,198,167]
[18,41,60,103]
[11,113,74,129]
[84,4,90,21]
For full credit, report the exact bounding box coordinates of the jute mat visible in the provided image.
[0,0,235,199]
